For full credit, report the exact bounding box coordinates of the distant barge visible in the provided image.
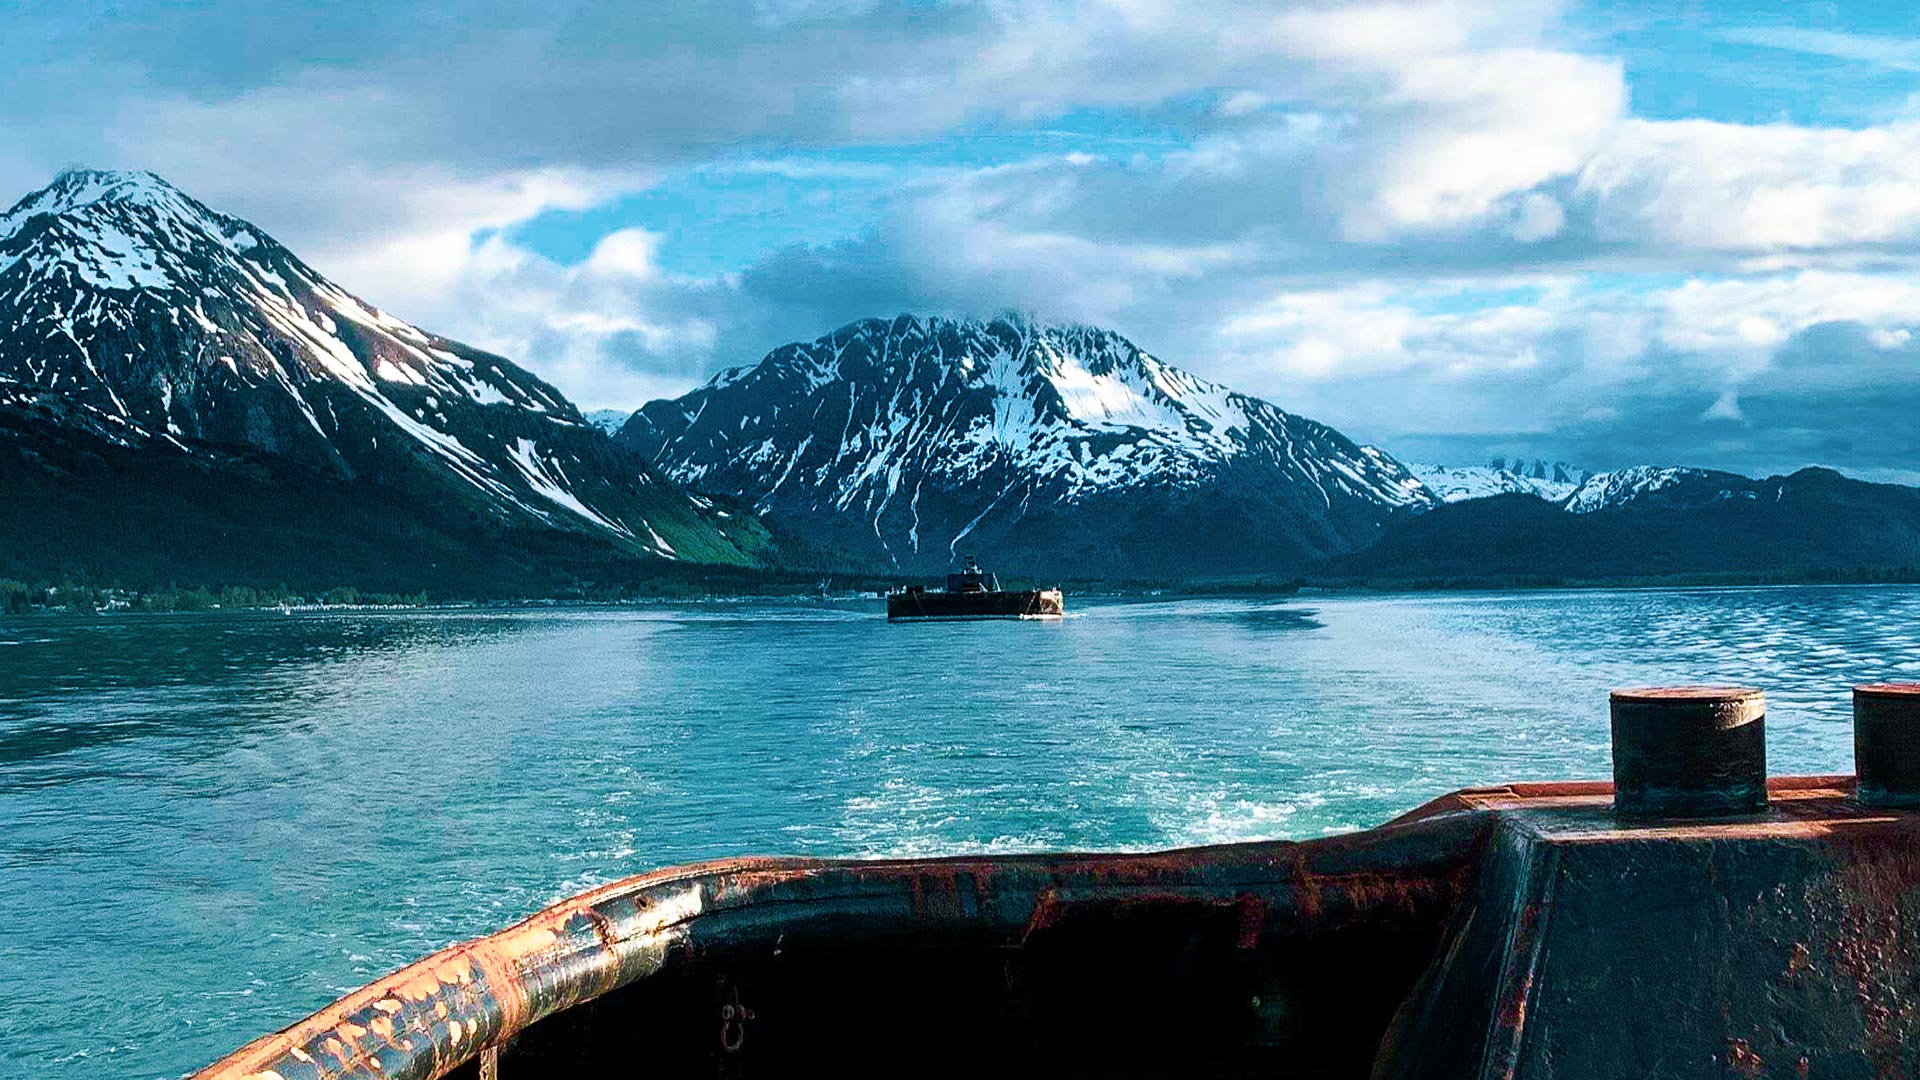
[197,684,1920,1079]
[886,556,1063,621]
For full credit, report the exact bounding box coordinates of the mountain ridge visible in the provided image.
[1410,458,1591,503]
[1322,466,1920,585]
[0,168,773,591]
[9,169,1916,594]
[622,313,1433,577]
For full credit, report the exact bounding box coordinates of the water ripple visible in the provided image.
[1,586,1915,1077]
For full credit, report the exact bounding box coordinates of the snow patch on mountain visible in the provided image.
[712,319,1418,511]
[0,170,567,440]
[584,409,629,435]
[1563,466,1703,513]
[1560,466,1758,513]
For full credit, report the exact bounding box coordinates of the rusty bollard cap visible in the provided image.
[1854,683,1920,808]
[1610,684,1765,706]
[1855,683,1920,698]
[1610,686,1767,818]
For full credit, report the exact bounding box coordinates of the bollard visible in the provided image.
[1610,687,1767,817]
[1854,683,1920,807]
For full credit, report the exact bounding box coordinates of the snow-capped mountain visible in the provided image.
[1409,458,1768,516]
[1559,466,1759,514]
[1332,465,1920,583]
[1411,458,1591,503]
[0,169,769,570]
[621,315,1434,576]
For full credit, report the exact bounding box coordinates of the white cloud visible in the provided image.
[1579,118,1920,253]
[1331,47,1625,237]
[1715,27,1920,72]
[1202,268,1920,446]
[13,0,1920,476]
[1215,91,1273,118]
[1220,286,1420,378]
[348,224,736,410]
[583,230,669,280]
[1511,192,1567,242]
[1653,271,1920,357]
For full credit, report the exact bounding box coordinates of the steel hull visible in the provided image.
[886,588,1064,621]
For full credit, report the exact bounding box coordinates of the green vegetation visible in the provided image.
[0,408,791,604]
[0,579,436,613]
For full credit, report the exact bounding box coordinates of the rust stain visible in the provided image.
[1820,843,1920,1080]
[1234,893,1266,949]
[1291,852,1324,921]
[1022,887,1062,941]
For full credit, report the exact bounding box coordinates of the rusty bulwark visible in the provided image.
[195,776,1920,1080]
[192,857,745,1080]
[193,813,1483,1080]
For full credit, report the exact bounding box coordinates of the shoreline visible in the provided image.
[7,573,1920,618]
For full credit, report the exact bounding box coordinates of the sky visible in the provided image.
[6,1,1920,479]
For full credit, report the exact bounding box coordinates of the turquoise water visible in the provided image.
[4,587,1920,1077]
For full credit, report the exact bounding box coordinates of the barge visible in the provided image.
[886,556,1063,621]
[196,684,1920,1080]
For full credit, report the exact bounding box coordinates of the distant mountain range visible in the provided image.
[620,315,1434,578]
[1558,465,1746,513]
[616,322,1920,584]
[1328,466,1920,584]
[1409,460,1769,515]
[4,169,1916,596]
[1410,458,1590,503]
[0,169,771,594]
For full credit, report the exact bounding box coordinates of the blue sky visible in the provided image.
[6,0,1920,478]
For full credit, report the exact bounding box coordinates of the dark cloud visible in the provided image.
[1363,323,1920,482]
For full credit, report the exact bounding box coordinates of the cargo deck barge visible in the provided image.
[886,556,1063,621]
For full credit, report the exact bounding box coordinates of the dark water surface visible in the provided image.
[5,587,1920,1077]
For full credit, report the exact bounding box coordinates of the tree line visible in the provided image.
[0,581,433,613]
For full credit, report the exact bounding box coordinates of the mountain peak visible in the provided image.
[738,313,1170,409]
[1560,465,1739,513]
[47,166,177,197]
[629,314,1432,575]
[10,168,203,224]
[1,167,268,291]
[0,169,775,565]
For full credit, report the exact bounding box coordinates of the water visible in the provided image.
[5,586,1920,1078]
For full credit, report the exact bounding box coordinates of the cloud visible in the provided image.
[1195,267,1920,478]
[7,0,1920,480]
[1321,47,1625,238]
[390,229,740,410]
[1716,27,1920,73]
[1577,118,1920,254]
